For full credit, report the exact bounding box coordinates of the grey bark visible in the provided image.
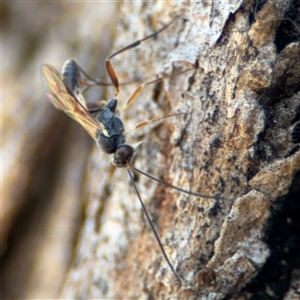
[60,1,300,299]
[2,1,300,300]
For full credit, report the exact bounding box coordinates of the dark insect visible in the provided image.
[41,18,226,285]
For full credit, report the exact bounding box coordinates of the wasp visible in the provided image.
[41,17,225,285]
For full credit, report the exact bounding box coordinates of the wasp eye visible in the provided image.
[116,145,134,160]
[112,144,134,168]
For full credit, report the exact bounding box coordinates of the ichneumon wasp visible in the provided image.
[41,17,230,286]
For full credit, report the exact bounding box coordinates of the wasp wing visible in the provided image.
[42,64,108,140]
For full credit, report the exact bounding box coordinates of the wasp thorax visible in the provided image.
[112,144,134,168]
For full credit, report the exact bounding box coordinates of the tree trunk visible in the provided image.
[2,1,300,299]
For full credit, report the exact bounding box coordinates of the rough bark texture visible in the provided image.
[2,1,300,300]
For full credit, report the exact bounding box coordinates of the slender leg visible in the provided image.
[80,64,195,114]
[106,60,120,97]
[85,66,194,114]
[120,67,195,112]
[75,61,135,88]
[125,113,185,136]
[105,17,180,98]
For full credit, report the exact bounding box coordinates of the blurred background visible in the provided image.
[3,2,300,299]
[1,2,117,298]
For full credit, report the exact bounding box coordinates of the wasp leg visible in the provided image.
[105,17,180,98]
[125,113,184,136]
[121,67,195,112]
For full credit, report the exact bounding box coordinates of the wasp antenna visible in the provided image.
[127,169,182,286]
[132,167,233,201]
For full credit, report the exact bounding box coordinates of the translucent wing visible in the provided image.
[42,64,108,140]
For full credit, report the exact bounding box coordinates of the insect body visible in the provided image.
[61,59,87,109]
[43,60,138,169]
[42,59,182,283]
[62,59,81,92]
[42,18,227,285]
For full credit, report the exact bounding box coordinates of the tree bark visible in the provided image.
[60,1,300,299]
[2,1,300,300]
